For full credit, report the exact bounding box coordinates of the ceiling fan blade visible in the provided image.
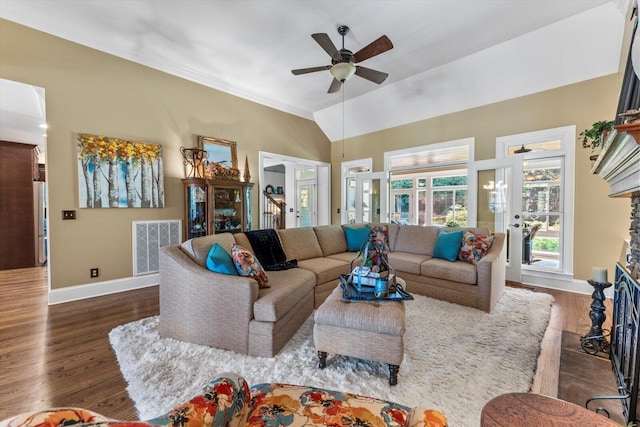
[312,33,342,62]
[353,35,393,63]
[291,65,331,75]
[328,78,342,94]
[355,66,389,84]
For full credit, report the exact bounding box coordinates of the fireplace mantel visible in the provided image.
[591,122,640,198]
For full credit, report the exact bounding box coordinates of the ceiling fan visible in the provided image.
[291,25,393,93]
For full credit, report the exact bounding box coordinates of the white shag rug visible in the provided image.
[109,287,553,427]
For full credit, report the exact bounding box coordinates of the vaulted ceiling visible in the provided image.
[0,0,628,145]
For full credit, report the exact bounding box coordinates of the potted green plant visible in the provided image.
[579,120,614,150]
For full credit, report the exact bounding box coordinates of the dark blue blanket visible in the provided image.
[244,229,297,271]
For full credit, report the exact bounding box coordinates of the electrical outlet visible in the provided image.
[90,268,99,278]
[62,210,76,220]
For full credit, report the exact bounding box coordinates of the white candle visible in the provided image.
[592,267,608,283]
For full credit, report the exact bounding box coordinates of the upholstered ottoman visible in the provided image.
[313,282,406,385]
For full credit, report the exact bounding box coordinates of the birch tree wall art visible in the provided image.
[77,134,165,208]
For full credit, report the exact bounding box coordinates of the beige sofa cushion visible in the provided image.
[447,226,491,236]
[278,227,323,261]
[394,225,440,256]
[297,257,351,285]
[180,233,237,267]
[326,252,360,265]
[232,233,254,253]
[314,225,347,256]
[421,258,477,285]
[254,268,316,322]
[368,223,400,251]
[387,251,430,275]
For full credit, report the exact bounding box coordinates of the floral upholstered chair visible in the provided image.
[2,373,447,427]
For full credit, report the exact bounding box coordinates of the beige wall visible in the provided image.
[1,17,632,291]
[331,74,630,282]
[0,20,330,290]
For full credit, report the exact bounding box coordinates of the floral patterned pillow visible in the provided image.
[231,244,269,288]
[458,231,495,265]
[370,224,389,252]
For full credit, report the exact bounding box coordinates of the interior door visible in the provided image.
[355,172,387,224]
[468,157,523,282]
[296,179,315,227]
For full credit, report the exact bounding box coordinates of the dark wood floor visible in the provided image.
[0,267,158,421]
[0,267,618,423]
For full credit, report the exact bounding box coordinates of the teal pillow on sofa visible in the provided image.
[206,243,239,275]
[432,230,464,262]
[344,226,371,252]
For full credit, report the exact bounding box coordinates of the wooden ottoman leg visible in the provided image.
[389,364,399,386]
[318,351,327,369]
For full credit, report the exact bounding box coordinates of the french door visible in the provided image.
[469,153,566,283]
[468,157,523,282]
[344,172,387,224]
[295,179,315,227]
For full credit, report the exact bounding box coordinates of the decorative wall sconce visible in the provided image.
[180,147,208,179]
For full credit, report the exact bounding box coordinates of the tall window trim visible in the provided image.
[341,158,373,224]
[496,125,575,277]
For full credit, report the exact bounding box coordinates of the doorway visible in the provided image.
[296,179,315,227]
[0,79,49,273]
[469,125,575,283]
[259,151,330,229]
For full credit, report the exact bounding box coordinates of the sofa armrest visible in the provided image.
[146,373,250,427]
[476,233,507,313]
[159,245,259,354]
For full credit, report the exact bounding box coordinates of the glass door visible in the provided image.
[355,172,387,224]
[468,157,523,282]
[521,157,563,270]
[296,179,315,227]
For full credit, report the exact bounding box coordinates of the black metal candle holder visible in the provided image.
[580,280,612,355]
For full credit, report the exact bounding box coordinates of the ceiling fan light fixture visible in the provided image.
[330,62,356,82]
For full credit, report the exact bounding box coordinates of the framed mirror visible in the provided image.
[198,136,238,169]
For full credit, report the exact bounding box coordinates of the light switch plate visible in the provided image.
[62,210,76,220]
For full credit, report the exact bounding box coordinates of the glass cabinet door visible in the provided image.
[213,187,244,233]
[184,180,208,239]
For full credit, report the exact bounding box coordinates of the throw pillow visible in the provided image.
[370,224,389,252]
[459,231,495,265]
[344,225,371,252]
[206,243,239,276]
[231,244,269,288]
[432,230,464,262]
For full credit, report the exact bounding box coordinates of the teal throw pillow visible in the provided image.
[206,243,239,275]
[433,230,464,262]
[344,226,371,252]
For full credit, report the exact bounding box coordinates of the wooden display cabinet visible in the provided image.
[182,178,209,240]
[182,178,253,240]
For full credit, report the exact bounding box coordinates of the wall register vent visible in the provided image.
[133,220,181,276]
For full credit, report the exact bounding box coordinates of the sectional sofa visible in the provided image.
[159,223,506,357]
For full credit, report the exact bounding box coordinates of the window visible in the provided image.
[390,172,468,226]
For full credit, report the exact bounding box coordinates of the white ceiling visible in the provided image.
[0,0,628,145]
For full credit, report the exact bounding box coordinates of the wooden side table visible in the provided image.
[481,393,620,426]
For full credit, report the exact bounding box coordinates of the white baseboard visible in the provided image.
[522,270,614,299]
[48,274,159,305]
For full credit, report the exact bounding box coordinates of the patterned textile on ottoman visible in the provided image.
[2,373,447,427]
[249,383,447,427]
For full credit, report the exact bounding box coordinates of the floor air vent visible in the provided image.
[133,220,181,276]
